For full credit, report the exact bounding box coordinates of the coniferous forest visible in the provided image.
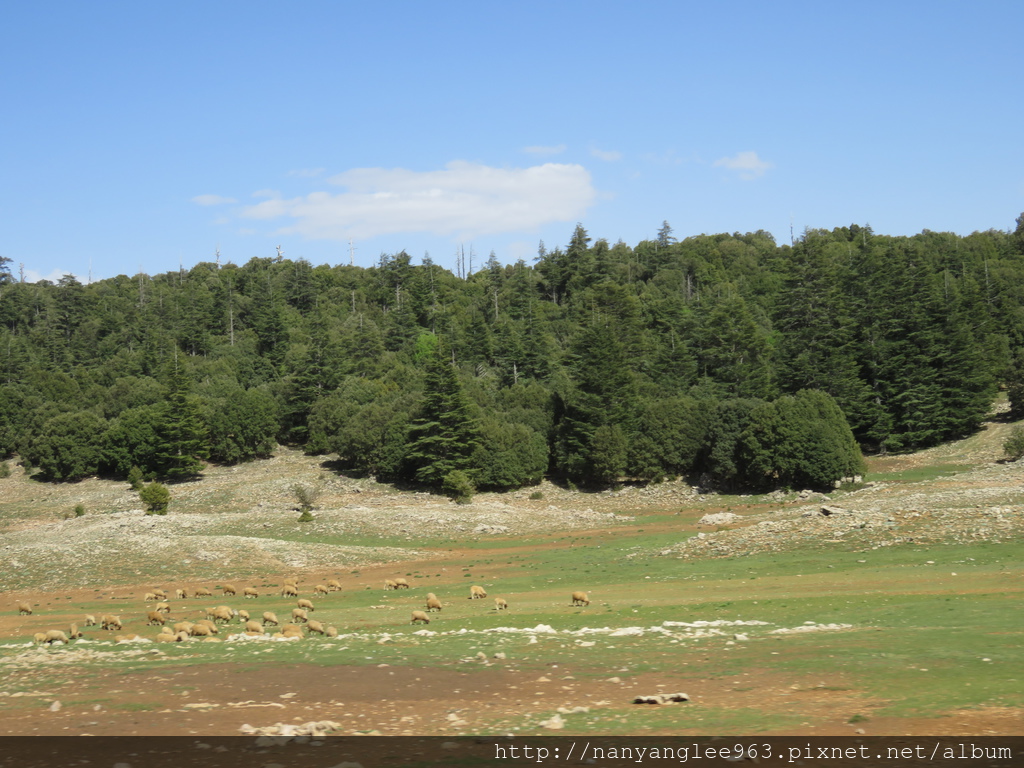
[3,217,1024,494]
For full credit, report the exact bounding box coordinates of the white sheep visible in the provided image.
[262,611,279,626]
[68,623,83,639]
[394,578,410,589]
[327,579,342,592]
[146,610,166,626]
[410,610,430,624]
[175,588,188,599]
[207,606,234,624]
[100,614,122,631]
[280,584,299,598]
[43,630,69,645]
[243,587,259,599]
[325,626,338,638]
[383,579,398,590]
[494,597,508,610]
[221,584,237,597]
[297,598,315,612]
[238,609,250,622]
[571,591,590,606]
[469,585,487,599]
[426,596,442,612]
[17,602,32,615]
[84,614,97,627]
[244,620,265,634]
[194,586,213,597]
[313,584,329,596]
[306,619,326,635]
[291,608,308,624]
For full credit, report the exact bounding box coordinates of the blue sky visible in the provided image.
[3,2,1022,283]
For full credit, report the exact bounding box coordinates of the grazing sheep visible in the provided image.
[152,589,167,600]
[194,587,213,597]
[176,589,188,599]
[383,579,398,590]
[281,623,304,638]
[222,584,237,596]
[306,619,326,635]
[196,619,219,634]
[469,585,487,599]
[325,626,338,638]
[68,623,83,639]
[174,630,189,642]
[172,621,194,634]
[262,611,279,626]
[494,597,508,610]
[243,587,259,599]
[410,610,430,624]
[17,602,32,615]
[244,620,265,634]
[84,614,97,627]
[291,608,308,623]
[238,609,250,622]
[313,584,329,596]
[43,630,69,645]
[327,579,342,592]
[426,596,442,612]
[146,610,166,626]
[201,637,223,643]
[297,598,315,612]
[33,632,47,645]
[100,614,122,631]
[189,623,212,637]
[155,602,171,614]
[207,606,234,624]
[426,592,437,601]
[155,631,176,643]
[280,584,299,598]
[394,578,410,589]
[143,592,159,602]
[571,591,590,606]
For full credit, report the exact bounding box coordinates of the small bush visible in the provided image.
[0,461,10,478]
[140,482,171,515]
[127,465,145,491]
[291,482,322,513]
[529,490,543,500]
[73,503,85,517]
[442,470,475,504]
[1003,426,1024,461]
[297,509,315,523]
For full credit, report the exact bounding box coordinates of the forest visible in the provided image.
[2,216,1024,496]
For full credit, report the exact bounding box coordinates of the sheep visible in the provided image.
[325,626,338,638]
[68,623,83,640]
[571,591,590,606]
[243,587,259,599]
[33,632,47,645]
[207,606,234,624]
[494,597,508,610]
[143,592,159,602]
[17,602,32,615]
[196,619,219,634]
[201,637,223,643]
[238,609,250,622]
[425,596,442,612]
[262,611,279,626]
[155,601,171,614]
[155,631,176,643]
[189,623,212,637]
[383,579,398,590]
[291,608,308,624]
[469,585,487,599]
[84,614,97,627]
[244,620,265,634]
[425,592,437,601]
[152,589,167,600]
[283,576,299,587]
[281,623,304,638]
[100,614,122,631]
[43,630,69,645]
[297,598,315,612]
[176,588,188,599]
[280,584,299,598]
[115,634,142,643]
[306,619,325,636]
[410,610,430,624]
[194,586,213,597]
[313,584,329,596]
[394,578,410,589]
[172,621,194,634]
[174,631,190,642]
[146,610,166,626]
[326,579,342,592]
[222,584,237,597]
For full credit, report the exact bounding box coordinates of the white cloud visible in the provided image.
[241,161,596,241]
[713,151,773,180]
[192,194,238,206]
[523,144,567,156]
[590,147,622,162]
[24,268,74,284]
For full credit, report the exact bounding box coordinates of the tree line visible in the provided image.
[2,214,1023,494]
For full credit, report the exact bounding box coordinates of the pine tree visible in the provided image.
[155,354,208,480]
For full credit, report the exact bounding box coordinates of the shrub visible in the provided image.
[127,465,145,491]
[139,482,171,515]
[442,470,474,504]
[297,509,315,523]
[73,503,85,517]
[0,461,10,478]
[529,490,543,500]
[1003,426,1024,461]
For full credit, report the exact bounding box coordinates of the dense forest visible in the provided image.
[3,216,1024,495]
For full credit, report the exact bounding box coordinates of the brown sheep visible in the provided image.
[155,601,171,614]
[222,584,237,597]
[262,611,279,626]
[325,626,338,638]
[297,598,315,612]
[243,587,259,599]
[327,579,342,592]
[194,586,213,597]
[291,608,308,623]
[175,588,188,599]
[100,614,122,631]
[17,602,32,615]
[469,585,487,599]
[410,610,430,624]
[571,591,590,606]
[494,597,509,610]
[33,632,47,645]
[280,584,299,598]
[195,619,219,634]
[306,619,326,636]
[238,609,250,622]
[146,610,166,626]
[394,578,410,589]
[143,592,159,602]
[189,623,212,637]
[84,614,97,627]
[383,579,398,590]
[152,589,167,600]
[172,621,194,634]
[426,596,442,612]
[313,584,329,596]
[244,620,265,634]
[68,623,83,639]
[44,629,69,645]
[207,606,234,624]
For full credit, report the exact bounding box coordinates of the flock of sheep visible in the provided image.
[13,580,591,646]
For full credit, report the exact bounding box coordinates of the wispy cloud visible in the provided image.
[714,150,773,180]
[24,268,74,284]
[523,144,566,156]
[241,161,596,241]
[191,194,238,206]
[590,147,622,162]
